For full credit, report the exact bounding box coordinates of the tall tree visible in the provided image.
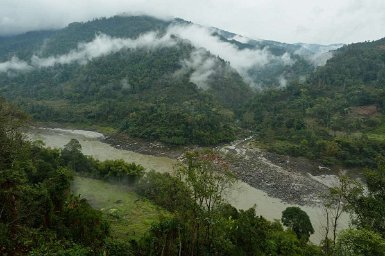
[281,207,314,242]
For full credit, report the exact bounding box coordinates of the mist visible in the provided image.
[175,49,218,89]
[31,32,176,67]
[0,56,31,73]
[0,23,297,88]
[0,22,319,89]
[0,32,176,73]
[167,24,295,87]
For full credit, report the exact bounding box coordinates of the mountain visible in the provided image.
[0,15,341,146]
[241,38,385,167]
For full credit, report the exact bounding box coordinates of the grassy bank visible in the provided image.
[71,176,170,241]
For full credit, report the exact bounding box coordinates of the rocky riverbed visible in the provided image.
[104,133,341,206]
[103,133,188,159]
[219,137,342,205]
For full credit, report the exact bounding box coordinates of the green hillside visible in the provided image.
[1,15,385,168]
[0,16,255,145]
[242,38,385,167]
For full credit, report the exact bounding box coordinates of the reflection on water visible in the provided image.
[27,127,349,243]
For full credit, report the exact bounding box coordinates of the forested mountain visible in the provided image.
[1,14,384,168]
[0,15,341,146]
[2,14,385,255]
[241,38,385,167]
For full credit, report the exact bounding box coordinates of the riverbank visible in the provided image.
[103,132,187,159]
[28,126,342,206]
[220,138,336,205]
[103,132,339,206]
[26,127,350,243]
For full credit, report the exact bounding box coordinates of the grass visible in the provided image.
[71,176,170,241]
[367,133,385,142]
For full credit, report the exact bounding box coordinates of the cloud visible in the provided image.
[0,32,176,72]
[0,23,296,88]
[0,56,31,73]
[294,44,343,66]
[177,48,218,89]
[167,24,295,86]
[31,32,176,68]
[2,0,385,44]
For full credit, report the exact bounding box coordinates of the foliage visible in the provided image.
[0,100,111,254]
[344,158,385,236]
[281,207,315,242]
[72,176,169,242]
[61,139,145,183]
[135,170,191,212]
[335,228,385,256]
[242,81,385,167]
[0,16,251,146]
[134,150,320,255]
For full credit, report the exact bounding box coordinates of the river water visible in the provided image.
[26,127,349,243]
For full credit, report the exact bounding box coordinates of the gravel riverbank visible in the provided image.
[104,133,339,206]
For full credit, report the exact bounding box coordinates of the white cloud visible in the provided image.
[0,57,31,73]
[31,32,176,68]
[1,0,385,44]
[167,24,294,86]
[0,32,176,73]
[0,23,297,88]
[178,49,218,89]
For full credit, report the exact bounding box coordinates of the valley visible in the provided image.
[1,11,385,255]
[26,126,349,243]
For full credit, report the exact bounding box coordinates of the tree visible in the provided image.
[175,149,236,255]
[346,157,385,236]
[61,139,88,172]
[335,228,385,256]
[321,174,359,253]
[281,207,314,242]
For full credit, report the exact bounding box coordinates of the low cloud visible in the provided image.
[294,44,342,66]
[177,49,218,89]
[0,56,31,73]
[1,23,297,88]
[31,32,176,67]
[0,32,176,73]
[167,24,295,87]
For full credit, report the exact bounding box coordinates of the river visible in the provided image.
[26,127,349,243]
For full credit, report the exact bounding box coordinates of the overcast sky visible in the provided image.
[1,0,385,44]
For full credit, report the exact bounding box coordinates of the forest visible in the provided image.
[2,97,385,255]
[1,15,385,255]
[0,16,384,168]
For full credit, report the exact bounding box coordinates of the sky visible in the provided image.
[1,0,385,44]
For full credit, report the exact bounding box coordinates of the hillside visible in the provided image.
[0,15,341,146]
[241,38,385,167]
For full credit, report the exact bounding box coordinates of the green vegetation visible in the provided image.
[319,159,385,255]
[0,98,146,254]
[0,99,322,255]
[72,176,169,241]
[2,97,385,255]
[3,14,385,254]
[0,42,244,146]
[241,37,385,167]
[134,150,323,255]
[1,15,385,168]
[282,207,315,242]
[0,98,110,254]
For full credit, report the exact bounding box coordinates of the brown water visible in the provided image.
[26,127,349,243]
